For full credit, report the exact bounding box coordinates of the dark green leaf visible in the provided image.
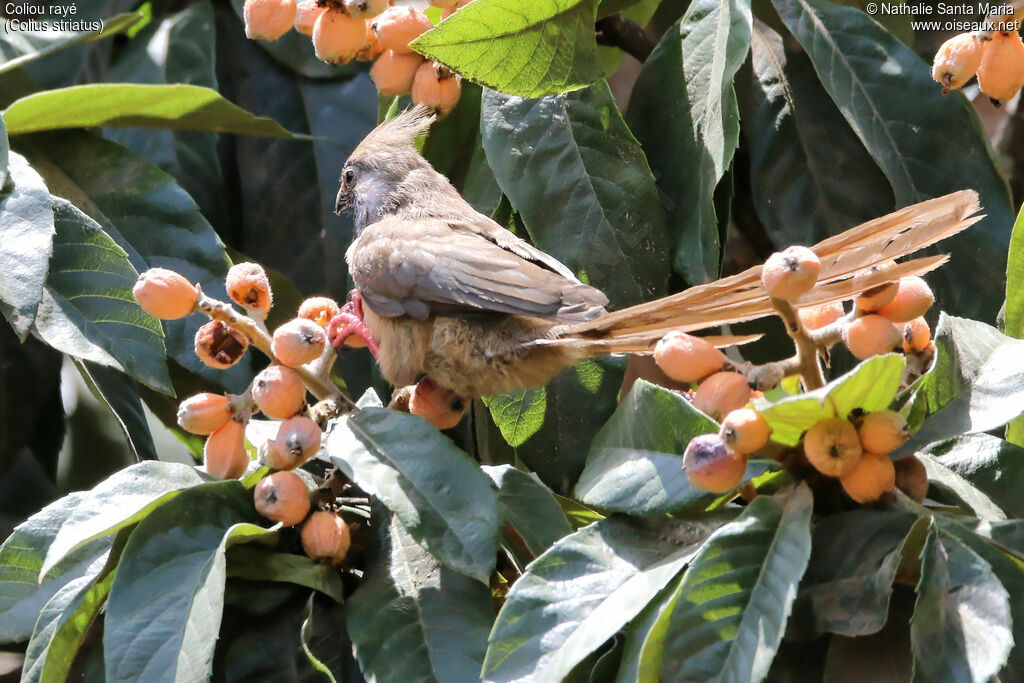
[481,82,671,307]
[772,0,1013,321]
[482,464,572,560]
[32,197,171,393]
[4,84,302,138]
[225,545,346,604]
[626,0,752,284]
[482,514,723,682]
[347,511,493,683]
[911,527,1012,683]
[1005,202,1024,446]
[615,576,687,683]
[923,433,1024,519]
[743,19,893,248]
[325,407,499,583]
[0,12,144,76]
[104,481,268,683]
[0,152,54,339]
[789,508,917,638]
[575,380,718,513]
[74,360,157,462]
[411,0,602,98]
[302,593,365,683]
[40,460,207,578]
[659,485,813,683]
[917,454,1004,521]
[0,493,113,643]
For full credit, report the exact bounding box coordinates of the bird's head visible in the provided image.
[336,105,437,232]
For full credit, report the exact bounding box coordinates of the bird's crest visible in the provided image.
[360,105,436,150]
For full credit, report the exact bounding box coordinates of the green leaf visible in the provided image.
[0,152,54,339]
[1005,202,1024,445]
[73,360,157,462]
[15,131,243,392]
[772,0,1013,322]
[911,527,1012,683]
[615,577,688,683]
[483,387,547,448]
[480,82,671,307]
[758,354,905,446]
[742,19,893,248]
[0,12,144,76]
[32,197,171,393]
[0,104,7,183]
[225,545,346,604]
[917,454,1005,521]
[576,380,718,513]
[904,315,1024,450]
[411,0,602,98]
[0,493,113,643]
[347,510,493,683]
[922,434,1024,519]
[325,407,499,583]
[4,84,302,138]
[482,464,573,560]
[482,514,725,682]
[659,485,813,682]
[788,509,917,638]
[40,460,207,579]
[625,0,752,284]
[104,481,268,683]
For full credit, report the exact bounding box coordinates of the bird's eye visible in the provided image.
[343,168,356,185]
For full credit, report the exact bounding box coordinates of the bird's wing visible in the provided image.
[348,217,608,321]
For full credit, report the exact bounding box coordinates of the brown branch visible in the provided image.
[595,15,654,62]
[771,298,826,390]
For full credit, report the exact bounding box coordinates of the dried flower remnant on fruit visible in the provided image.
[932,33,985,94]
[977,30,1024,105]
[653,331,728,383]
[252,365,306,419]
[840,451,895,503]
[371,50,425,95]
[195,320,249,369]
[692,372,752,422]
[876,277,934,323]
[683,433,747,493]
[244,0,297,41]
[254,471,311,525]
[302,510,352,563]
[133,268,198,320]
[177,393,232,435]
[298,296,341,327]
[205,419,249,480]
[294,0,326,35]
[272,318,327,367]
[843,314,901,360]
[411,61,462,117]
[313,8,367,65]
[372,7,432,53]
[803,417,863,477]
[761,246,821,301]
[226,262,273,314]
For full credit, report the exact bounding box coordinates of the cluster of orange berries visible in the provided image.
[653,244,937,504]
[132,265,352,564]
[932,26,1024,104]
[243,0,469,116]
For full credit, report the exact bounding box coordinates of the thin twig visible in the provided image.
[595,15,654,62]
[771,297,826,390]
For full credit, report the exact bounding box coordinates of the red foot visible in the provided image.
[328,291,379,356]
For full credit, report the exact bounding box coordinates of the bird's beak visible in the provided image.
[335,184,352,215]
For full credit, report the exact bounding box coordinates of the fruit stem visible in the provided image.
[770,297,826,390]
[195,291,346,403]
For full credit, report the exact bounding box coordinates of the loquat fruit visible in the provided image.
[244,0,297,41]
[133,268,198,320]
[853,261,899,312]
[977,30,1024,105]
[302,510,352,563]
[313,7,368,65]
[876,276,934,323]
[226,262,273,315]
[843,314,902,360]
[719,408,771,456]
[409,378,466,429]
[653,331,728,384]
[902,317,931,353]
[254,471,311,526]
[194,320,249,369]
[858,410,909,454]
[204,419,249,480]
[272,318,327,367]
[798,301,845,330]
[894,454,928,503]
[371,49,425,96]
[177,392,232,435]
[683,433,748,493]
[932,33,985,94]
[692,371,752,422]
[803,417,862,477]
[761,246,821,301]
[294,0,326,36]
[355,22,384,61]
[411,61,462,118]
[840,450,895,503]
[252,365,306,419]
[372,7,432,54]
[298,296,341,327]
[274,415,323,466]
[343,0,390,19]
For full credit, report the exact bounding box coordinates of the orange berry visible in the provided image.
[177,392,232,435]
[858,410,909,454]
[244,0,297,41]
[683,434,748,493]
[798,301,845,330]
[344,0,389,19]
[843,314,901,360]
[840,450,895,503]
[272,318,326,367]
[253,365,306,419]
[411,61,462,117]
[876,277,934,323]
[719,408,771,455]
[272,415,323,467]
[204,419,249,480]
[854,262,899,312]
[225,262,273,315]
[355,22,384,61]
[441,7,456,18]
[132,268,198,320]
[653,331,728,383]
[932,33,985,94]
[761,246,821,301]
[371,50,424,95]
[803,417,862,477]
[297,296,341,327]
[894,455,928,503]
[372,7,431,54]
[194,320,249,369]
[312,7,368,65]
[301,510,352,563]
[977,31,1024,105]
[254,471,311,525]
[294,0,326,35]
[903,317,931,353]
[409,378,466,430]
[692,372,751,422]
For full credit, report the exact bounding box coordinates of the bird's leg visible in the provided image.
[327,290,380,356]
